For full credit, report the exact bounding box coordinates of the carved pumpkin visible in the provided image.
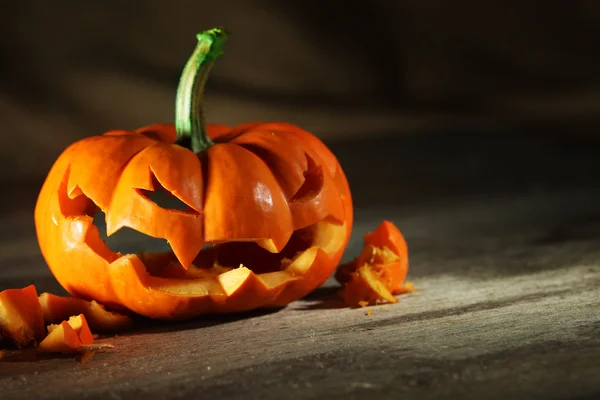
[34,28,353,319]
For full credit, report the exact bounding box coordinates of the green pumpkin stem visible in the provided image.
[175,28,229,153]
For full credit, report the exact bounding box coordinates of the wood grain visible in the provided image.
[1,133,599,399]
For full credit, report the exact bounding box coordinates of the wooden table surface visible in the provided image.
[1,132,599,399]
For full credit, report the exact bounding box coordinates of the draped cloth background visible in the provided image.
[1,1,599,181]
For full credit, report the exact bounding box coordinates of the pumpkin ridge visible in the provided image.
[231,129,308,201]
[67,135,154,211]
[103,139,162,211]
[203,143,294,252]
[231,141,302,203]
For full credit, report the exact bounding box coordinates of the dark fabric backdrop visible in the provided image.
[1,1,599,181]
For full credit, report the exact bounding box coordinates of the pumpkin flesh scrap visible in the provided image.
[339,245,407,293]
[336,221,411,307]
[339,265,398,307]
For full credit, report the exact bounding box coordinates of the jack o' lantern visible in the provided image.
[34,28,353,320]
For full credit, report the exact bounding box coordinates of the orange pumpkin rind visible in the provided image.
[38,293,133,333]
[336,221,412,307]
[0,285,117,361]
[0,285,45,348]
[38,314,95,353]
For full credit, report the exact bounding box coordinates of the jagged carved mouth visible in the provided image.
[95,205,326,279]
[52,161,347,306]
[79,181,345,291]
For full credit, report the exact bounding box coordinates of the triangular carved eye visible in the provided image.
[138,176,193,212]
[87,175,194,256]
[289,154,324,203]
[93,208,171,255]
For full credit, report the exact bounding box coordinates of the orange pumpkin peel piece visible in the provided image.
[38,314,95,353]
[38,293,132,333]
[336,221,413,307]
[0,285,45,348]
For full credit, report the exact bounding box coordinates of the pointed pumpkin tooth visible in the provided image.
[212,267,285,311]
[256,271,300,290]
[42,315,95,348]
[67,184,85,199]
[285,247,320,276]
[38,320,83,353]
[256,238,282,253]
[217,267,254,296]
[114,255,221,298]
[268,247,332,307]
[104,216,122,237]
[168,228,204,270]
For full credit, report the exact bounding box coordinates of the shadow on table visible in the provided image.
[129,285,349,331]
[95,285,351,337]
[294,286,347,310]
[0,347,83,363]
[0,307,286,364]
